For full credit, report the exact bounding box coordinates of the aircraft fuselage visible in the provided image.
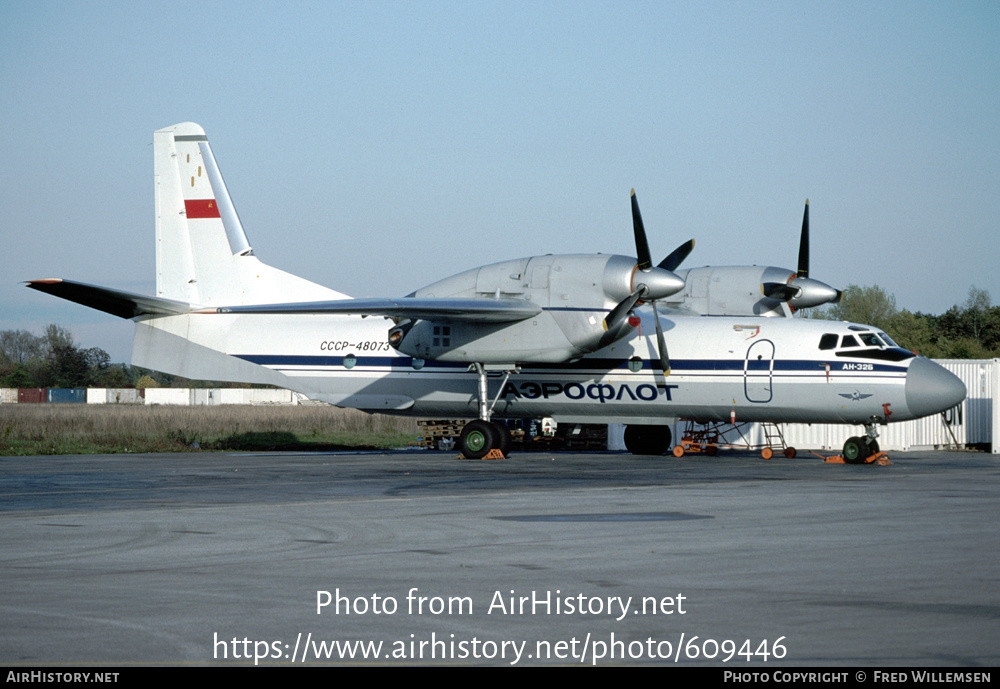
[132,308,962,426]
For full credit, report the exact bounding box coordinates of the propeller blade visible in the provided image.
[597,289,644,349]
[603,289,644,334]
[651,302,670,377]
[658,238,695,272]
[797,199,809,278]
[631,189,653,271]
[762,282,801,301]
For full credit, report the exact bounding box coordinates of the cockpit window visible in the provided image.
[819,334,838,350]
[858,333,883,347]
[834,329,914,362]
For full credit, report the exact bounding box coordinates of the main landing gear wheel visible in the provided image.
[458,420,511,459]
[623,424,673,455]
[491,421,511,458]
[842,436,869,464]
[459,420,498,459]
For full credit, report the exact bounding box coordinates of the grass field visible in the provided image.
[0,404,420,455]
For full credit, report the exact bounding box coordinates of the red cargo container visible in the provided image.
[17,388,47,403]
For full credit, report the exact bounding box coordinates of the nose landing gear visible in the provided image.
[833,417,889,465]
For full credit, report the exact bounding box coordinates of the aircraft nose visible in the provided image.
[904,357,966,418]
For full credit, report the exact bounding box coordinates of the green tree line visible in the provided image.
[0,325,176,389]
[812,285,1000,359]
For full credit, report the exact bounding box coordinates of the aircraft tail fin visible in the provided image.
[154,123,345,306]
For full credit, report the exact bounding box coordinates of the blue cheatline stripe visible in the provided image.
[232,354,909,375]
[235,354,428,369]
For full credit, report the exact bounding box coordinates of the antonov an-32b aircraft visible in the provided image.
[29,123,966,461]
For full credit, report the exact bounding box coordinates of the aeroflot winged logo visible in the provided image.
[839,391,874,402]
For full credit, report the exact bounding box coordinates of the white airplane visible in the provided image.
[29,122,966,462]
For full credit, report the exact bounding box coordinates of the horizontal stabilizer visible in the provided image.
[198,297,543,323]
[27,279,192,319]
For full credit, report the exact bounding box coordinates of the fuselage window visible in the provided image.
[432,325,451,348]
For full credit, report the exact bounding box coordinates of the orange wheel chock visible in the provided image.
[820,451,891,466]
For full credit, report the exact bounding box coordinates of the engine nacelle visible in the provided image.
[664,265,840,317]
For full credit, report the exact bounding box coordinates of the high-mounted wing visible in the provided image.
[26,279,192,319]
[198,297,543,323]
[28,279,542,324]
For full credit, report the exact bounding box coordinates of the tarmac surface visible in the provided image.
[1,448,997,666]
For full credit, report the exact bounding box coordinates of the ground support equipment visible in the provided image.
[672,420,797,460]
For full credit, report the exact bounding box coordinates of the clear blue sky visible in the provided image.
[2,0,997,362]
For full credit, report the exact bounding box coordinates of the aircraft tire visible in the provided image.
[623,424,672,455]
[842,436,867,464]
[623,425,643,454]
[490,421,511,457]
[459,420,497,459]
